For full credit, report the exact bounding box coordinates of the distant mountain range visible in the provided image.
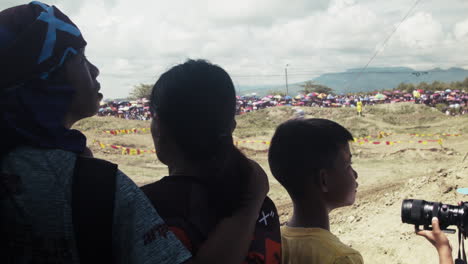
[237,67,468,96]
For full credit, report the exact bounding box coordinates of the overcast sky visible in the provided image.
[3,0,468,98]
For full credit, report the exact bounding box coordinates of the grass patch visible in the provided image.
[74,116,150,132]
[234,107,295,138]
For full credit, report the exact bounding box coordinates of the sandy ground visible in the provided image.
[76,103,468,263]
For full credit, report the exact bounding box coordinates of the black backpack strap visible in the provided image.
[72,156,118,263]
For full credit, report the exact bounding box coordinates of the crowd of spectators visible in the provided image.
[236,89,468,116]
[97,89,467,120]
[2,3,456,263]
[98,98,152,120]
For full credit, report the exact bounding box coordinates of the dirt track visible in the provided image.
[76,103,468,263]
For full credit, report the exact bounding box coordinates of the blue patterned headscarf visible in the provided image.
[0,1,88,157]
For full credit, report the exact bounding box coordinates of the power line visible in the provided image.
[101,66,468,81]
[230,69,466,78]
[347,0,423,88]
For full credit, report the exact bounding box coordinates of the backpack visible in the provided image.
[72,156,117,263]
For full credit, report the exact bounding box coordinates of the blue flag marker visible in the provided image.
[457,188,468,195]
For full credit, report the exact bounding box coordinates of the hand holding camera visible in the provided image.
[402,199,467,264]
[416,217,453,263]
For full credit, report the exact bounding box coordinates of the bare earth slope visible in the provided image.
[75,103,468,264]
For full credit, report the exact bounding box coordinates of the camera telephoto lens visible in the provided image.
[401,199,434,226]
[401,199,467,233]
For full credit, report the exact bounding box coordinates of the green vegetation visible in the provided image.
[395,78,468,93]
[74,116,149,132]
[299,81,334,94]
[78,103,467,140]
[128,83,152,99]
[234,103,468,139]
[234,107,295,138]
[346,78,468,96]
[267,90,286,96]
[435,103,447,112]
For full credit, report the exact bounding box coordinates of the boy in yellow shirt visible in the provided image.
[268,118,453,264]
[268,118,362,264]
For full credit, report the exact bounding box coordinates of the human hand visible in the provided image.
[416,217,452,254]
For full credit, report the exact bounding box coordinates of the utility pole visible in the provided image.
[285,64,289,96]
[233,79,240,96]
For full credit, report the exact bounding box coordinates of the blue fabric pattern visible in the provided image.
[33,2,81,64]
[0,2,88,156]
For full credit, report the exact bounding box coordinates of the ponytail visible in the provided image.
[205,137,251,218]
[168,129,251,217]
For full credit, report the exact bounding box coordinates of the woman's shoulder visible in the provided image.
[2,146,77,178]
[5,146,76,163]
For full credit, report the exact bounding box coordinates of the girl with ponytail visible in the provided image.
[142,59,281,263]
[0,3,270,263]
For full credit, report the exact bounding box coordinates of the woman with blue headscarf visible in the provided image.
[0,2,269,264]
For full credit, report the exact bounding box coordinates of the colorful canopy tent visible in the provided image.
[374,93,387,100]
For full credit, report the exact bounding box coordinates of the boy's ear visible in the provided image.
[318,169,329,193]
[151,114,164,138]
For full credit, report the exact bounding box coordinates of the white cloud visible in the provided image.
[454,18,468,40]
[1,0,468,98]
[396,12,444,49]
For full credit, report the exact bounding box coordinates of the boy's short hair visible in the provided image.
[268,118,353,199]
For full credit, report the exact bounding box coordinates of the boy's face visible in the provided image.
[322,142,358,210]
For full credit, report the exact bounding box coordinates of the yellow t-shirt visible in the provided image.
[281,226,363,264]
[356,101,363,112]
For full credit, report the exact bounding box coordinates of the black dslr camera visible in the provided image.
[401,199,468,236]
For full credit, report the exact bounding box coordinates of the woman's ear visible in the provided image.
[318,169,329,193]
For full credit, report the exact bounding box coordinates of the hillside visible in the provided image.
[74,103,468,263]
[314,67,468,93]
[238,67,468,96]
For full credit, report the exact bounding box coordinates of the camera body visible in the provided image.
[401,199,468,236]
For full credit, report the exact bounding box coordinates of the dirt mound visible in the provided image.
[383,147,458,160]
[238,147,268,156]
[75,116,149,132]
[74,103,468,264]
[235,102,468,140]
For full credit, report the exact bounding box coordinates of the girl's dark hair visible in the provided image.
[150,59,251,217]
